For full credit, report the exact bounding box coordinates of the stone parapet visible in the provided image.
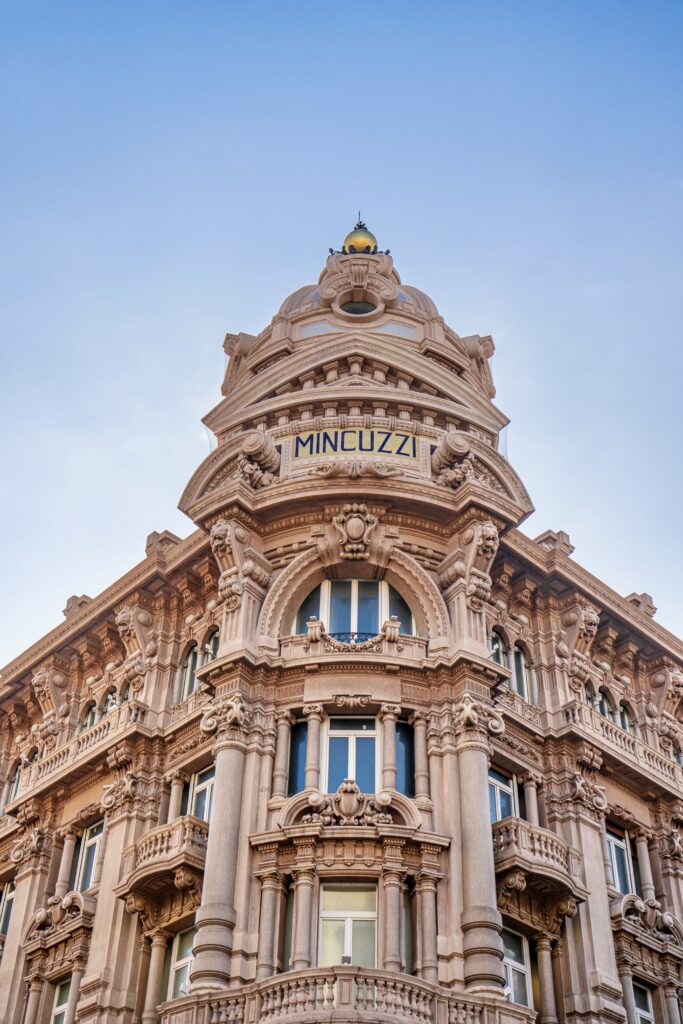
[492,817,586,898]
[119,815,208,898]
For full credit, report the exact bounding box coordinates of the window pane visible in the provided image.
[389,587,412,635]
[329,581,352,634]
[177,928,195,959]
[68,837,83,893]
[633,985,651,1013]
[80,842,97,890]
[352,920,376,967]
[0,896,13,935]
[357,582,379,635]
[355,737,375,792]
[288,722,308,796]
[328,737,349,792]
[489,768,511,787]
[53,1014,66,1024]
[55,980,71,1007]
[499,789,513,819]
[330,719,374,732]
[502,929,525,964]
[489,783,497,824]
[197,766,215,785]
[282,887,294,971]
[319,919,345,966]
[193,788,208,820]
[511,967,529,1006]
[171,962,190,998]
[513,649,527,696]
[612,843,630,894]
[296,585,321,633]
[322,884,376,912]
[396,722,415,797]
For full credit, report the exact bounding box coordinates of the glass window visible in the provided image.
[180,645,199,701]
[619,704,633,732]
[203,630,220,662]
[0,881,15,936]
[489,768,515,823]
[403,888,414,974]
[598,690,616,721]
[606,828,636,895]
[319,883,377,968]
[80,704,98,731]
[282,884,295,971]
[512,646,530,700]
[167,927,196,999]
[489,631,505,665]
[326,719,376,793]
[502,928,531,1007]
[190,766,215,822]
[100,690,118,717]
[396,721,415,797]
[633,982,654,1024]
[296,585,321,633]
[288,721,308,796]
[68,821,104,893]
[50,979,71,1024]
[8,765,22,802]
[295,581,414,639]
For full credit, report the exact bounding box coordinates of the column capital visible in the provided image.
[164,768,190,786]
[58,824,80,841]
[303,703,326,721]
[617,961,633,979]
[259,870,283,893]
[382,868,406,888]
[414,873,439,894]
[149,928,172,948]
[634,825,654,842]
[200,692,253,749]
[276,710,297,726]
[292,866,316,886]
[379,704,401,720]
[534,933,554,953]
[409,709,429,725]
[519,770,543,787]
[452,694,504,742]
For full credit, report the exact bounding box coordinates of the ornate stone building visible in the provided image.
[1,222,683,1024]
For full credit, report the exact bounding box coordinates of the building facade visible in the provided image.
[1,224,683,1024]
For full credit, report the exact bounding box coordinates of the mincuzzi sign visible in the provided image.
[291,428,419,462]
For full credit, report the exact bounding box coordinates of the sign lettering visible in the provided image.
[292,429,418,462]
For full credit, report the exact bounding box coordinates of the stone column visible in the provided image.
[618,964,638,1024]
[142,930,170,1024]
[189,695,250,991]
[271,712,295,799]
[54,828,79,899]
[291,868,315,970]
[411,712,430,800]
[416,874,438,983]
[634,829,656,902]
[90,815,109,889]
[380,705,400,791]
[303,705,325,791]
[22,980,44,1024]
[665,985,682,1024]
[521,772,541,827]
[382,869,403,971]
[455,695,505,992]
[63,960,85,1024]
[166,771,189,822]
[599,818,614,888]
[535,935,558,1024]
[551,939,566,1024]
[256,873,282,980]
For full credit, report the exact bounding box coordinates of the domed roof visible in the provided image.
[278,285,320,316]
[396,285,439,319]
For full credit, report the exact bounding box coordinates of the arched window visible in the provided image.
[512,644,531,701]
[8,764,22,802]
[584,683,596,708]
[294,580,414,640]
[202,629,220,663]
[80,703,98,732]
[489,630,505,666]
[618,702,635,734]
[598,689,616,722]
[180,644,199,701]
[100,690,118,718]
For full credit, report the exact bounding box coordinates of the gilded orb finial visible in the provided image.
[342,219,378,255]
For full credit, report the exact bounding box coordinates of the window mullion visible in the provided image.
[349,736,355,781]
[351,581,358,634]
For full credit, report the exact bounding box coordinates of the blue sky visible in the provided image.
[1,1,682,666]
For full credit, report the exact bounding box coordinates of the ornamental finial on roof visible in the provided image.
[329,217,390,256]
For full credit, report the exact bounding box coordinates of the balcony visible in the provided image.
[119,815,208,898]
[159,967,535,1024]
[562,700,681,791]
[280,618,428,665]
[492,817,586,899]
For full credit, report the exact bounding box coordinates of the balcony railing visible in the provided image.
[563,700,680,786]
[492,817,585,896]
[280,618,428,662]
[119,815,208,895]
[158,967,536,1024]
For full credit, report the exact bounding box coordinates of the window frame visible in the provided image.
[8,764,22,802]
[50,978,71,1024]
[322,717,381,794]
[167,927,196,1000]
[489,767,517,824]
[489,630,505,666]
[188,765,215,823]
[295,580,414,637]
[71,821,104,893]
[606,826,636,895]
[179,644,199,702]
[512,644,531,701]
[318,882,378,969]
[0,880,15,936]
[633,981,655,1024]
[501,927,532,1007]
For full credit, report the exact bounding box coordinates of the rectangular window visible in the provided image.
[288,721,308,796]
[0,881,15,936]
[396,721,416,798]
[326,719,377,793]
[50,979,71,1024]
[319,883,377,969]
[329,581,353,635]
[167,928,196,999]
[502,928,531,1007]
[606,828,636,896]
[68,822,104,893]
[633,982,654,1024]
[190,766,215,823]
[489,768,515,824]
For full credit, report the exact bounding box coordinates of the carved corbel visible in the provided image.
[114,598,157,694]
[200,692,253,742]
[237,431,280,490]
[560,597,600,692]
[209,519,272,610]
[125,892,159,933]
[31,659,68,717]
[452,694,504,737]
[497,869,527,912]
[439,519,500,614]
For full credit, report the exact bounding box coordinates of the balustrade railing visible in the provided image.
[492,817,584,891]
[121,814,208,882]
[563,700,679,785]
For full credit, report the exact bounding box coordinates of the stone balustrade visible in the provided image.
[120,815,208,892]
[492,817,585,897]
[158,966,535,1024]
[563,700,680,786]
[279,630,428,664]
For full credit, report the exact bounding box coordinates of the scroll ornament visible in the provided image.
[209,519,272,610]
[452,694,505,737]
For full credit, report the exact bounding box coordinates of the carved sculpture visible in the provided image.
[209,518,272,610]
[332,503,378,560]
[302,781,392,827]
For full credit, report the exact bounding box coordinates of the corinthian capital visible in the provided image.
[452,694,504,738]
[200,693,253,740]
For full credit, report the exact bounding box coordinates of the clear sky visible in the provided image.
[1,1,682,668]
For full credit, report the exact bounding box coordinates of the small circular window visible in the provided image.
[339,300,376,315]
